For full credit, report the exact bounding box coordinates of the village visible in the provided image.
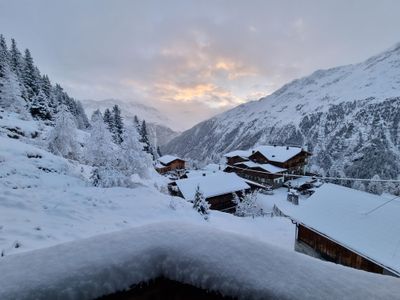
[155,145,400,278]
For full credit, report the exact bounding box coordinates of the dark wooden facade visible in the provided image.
[296,224,396,276]
[225,156,249,166]
[225,164,284,188]
[248,150,310,175]
[156,159,186,174]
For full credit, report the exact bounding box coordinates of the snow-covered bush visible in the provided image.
[233,190,263,218]
[90,166,134,188]
[47,105,79,160]
[193,186,210,220]
[367,175,383,195]
[352,180,366,192]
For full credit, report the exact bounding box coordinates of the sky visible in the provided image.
[1,0,400,130]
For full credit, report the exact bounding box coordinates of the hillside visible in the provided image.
[163,43,400,181]
[82,99,180,146]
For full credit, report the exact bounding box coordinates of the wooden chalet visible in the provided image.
[155,155,186,175]
[288,183,400,277]
[223,145,311,187]
[171,172,251,212]
[248,145,310,174]
[224,161,286,188]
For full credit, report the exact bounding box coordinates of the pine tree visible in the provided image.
[367,175,383,195]
[111,104,124,144]
[139,120,154,158]
[157,146,162,157]
[85,111,115,167]
[75,100,90,129]
[133,115,140,131]
[193,186,210,220]
[9,38,23,77]
[103,108,113,131]
[47,105,79,159]
[118,124,152,178]
[41,75,52,98]
[22,49,40,100]
[30,90,52,120]
[91,109,103,123]
[0,36,27,116]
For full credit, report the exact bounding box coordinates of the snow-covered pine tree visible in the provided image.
[30,90,52,120]
[22,48,40,100]
[91,109,103,123]
[41,75,52,98]
[111,104,124,144]
[0,35,28,116]
[367,175,384,195]
[118,124,153,178]
[103,108,113,131]
[193,186,210,220]
[47,104,79,159]
[157,146,162,157]
[139,120,154,158]
[85,111,114,167]
[75,100,90,129]
[9,38,23,78]
[133,115,140,131]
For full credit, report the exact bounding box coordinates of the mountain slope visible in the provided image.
[82,99,180,146]
[164,43,400,180]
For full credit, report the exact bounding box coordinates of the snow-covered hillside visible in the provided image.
[82,99,180,146]
[0,111,294,257]
[164,43,400,181]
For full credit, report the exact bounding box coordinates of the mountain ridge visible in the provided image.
[163,42,400,182]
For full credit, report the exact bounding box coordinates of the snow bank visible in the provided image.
[0,222,399,300]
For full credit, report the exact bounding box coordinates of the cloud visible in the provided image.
[1,0,400,129]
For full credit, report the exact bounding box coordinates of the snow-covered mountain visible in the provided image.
[82,99,180,146]
[164,43,400,180]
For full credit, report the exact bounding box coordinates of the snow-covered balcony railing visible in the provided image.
[0,222,399,300]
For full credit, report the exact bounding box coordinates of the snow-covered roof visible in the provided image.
[224,145,305,163]
[1,222,399,300]
[223,150,252,158]
[287,183,400,275]
[157,155,184,166]
[175,172,250,200]
[253,145,303,163]
[235,161,287,174]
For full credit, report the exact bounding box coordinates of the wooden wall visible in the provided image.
[297,224,386,275]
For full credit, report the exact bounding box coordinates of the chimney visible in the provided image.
[202,173,206,176]
[273,144,276,147]
[286,146,289,150]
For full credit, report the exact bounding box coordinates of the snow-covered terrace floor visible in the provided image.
[1,222,399,300]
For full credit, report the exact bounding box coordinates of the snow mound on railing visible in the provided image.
[0,222,399,300]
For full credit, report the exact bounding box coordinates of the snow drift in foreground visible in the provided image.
[1,222,399,300]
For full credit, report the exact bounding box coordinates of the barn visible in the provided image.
[172,172,251,212]
[288,183,400,277]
